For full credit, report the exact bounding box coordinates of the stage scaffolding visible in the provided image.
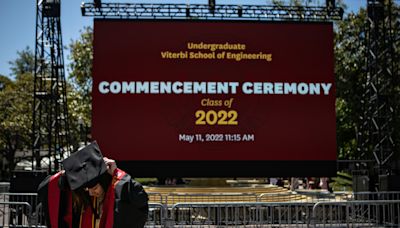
[81,2,343,21]
[356,0,398,189]
[32,0,71,173]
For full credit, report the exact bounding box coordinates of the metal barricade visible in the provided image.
[146,203,168,227]
[170,202,315,227]
[0,191,398,227]
[312,200,400,227]
[258,202,314,227]
[171,202,255,226]
[0,193,46,228]
[0,202,33,228]
[0,193,40,210]
[291,191,400,202]
[351,191,400,201]
[33,203,46,228]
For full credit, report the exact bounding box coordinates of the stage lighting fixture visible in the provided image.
[186,5,190,17]
[81,2,86,15]
[94,0,101,8]
[326,0,335,8]
[238,5,243,17]
[209,0,215,14]
[338,7,344,19]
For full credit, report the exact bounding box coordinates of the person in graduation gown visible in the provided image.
[37,141,149,228]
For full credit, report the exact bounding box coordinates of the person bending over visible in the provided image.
[38,141,148,228]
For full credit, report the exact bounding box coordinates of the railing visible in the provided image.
[312,200,400,227]
[170,202,314,227]
[147,203,167,227]
[0,192,399,227]
[0,193,40,209]
[295,190,400,202]
[350,191,400,201]
[0,193,46,228]
[0,202,33,228]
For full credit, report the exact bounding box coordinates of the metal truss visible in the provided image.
[358,0,397,177]
[33,0,70,173]
[81,3,343,21]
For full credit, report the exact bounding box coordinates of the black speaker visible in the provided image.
[326,0,335,8]
[353,175,369,192]
[209,0,215,13]
[10,170,48,193]
[379,175,400,191]
[94,0,102,8]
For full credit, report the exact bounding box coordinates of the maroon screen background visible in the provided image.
[92,20,336,162]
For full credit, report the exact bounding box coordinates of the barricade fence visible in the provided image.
[0,192,399,227]
[299,191,400,202]
[312,200,400,227]
[0,202,33,228]
[169,202,315,227]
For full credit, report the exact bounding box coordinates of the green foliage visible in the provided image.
[334,9,368,160]
[8,46,35,77]
[336,98,357,159]
[0,41,94,177]
[68,26,93,95]
[67,87,92,150]
[134,178,158,186]
[0,75,12,91]
[0,72,33,179]
[0,47,35,179]
[67,27,93,131]
[271,0,285,7]
[330,171,353,191]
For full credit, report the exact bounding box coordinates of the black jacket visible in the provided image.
[38,169,148,228]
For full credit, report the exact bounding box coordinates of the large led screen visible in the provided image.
[92,20,336,177]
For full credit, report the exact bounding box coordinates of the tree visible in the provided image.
[8,46,35,77]
[334,9,367,160]
[0,73,33,179]
[68,26,93,95]
[0,44,88,178]
[66,86,92,150]
[68,27,93,135]
[0,46,36,179]
[334,2,400,161]
[0,75,12,91]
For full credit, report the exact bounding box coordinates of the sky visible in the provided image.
[0,0,365,78]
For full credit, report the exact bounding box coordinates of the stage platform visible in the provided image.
[144,185,312,205]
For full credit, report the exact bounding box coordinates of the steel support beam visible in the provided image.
[81,3,343,21]
[33,0,70,173]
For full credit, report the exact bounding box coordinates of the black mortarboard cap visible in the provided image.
[62,141,107,190]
